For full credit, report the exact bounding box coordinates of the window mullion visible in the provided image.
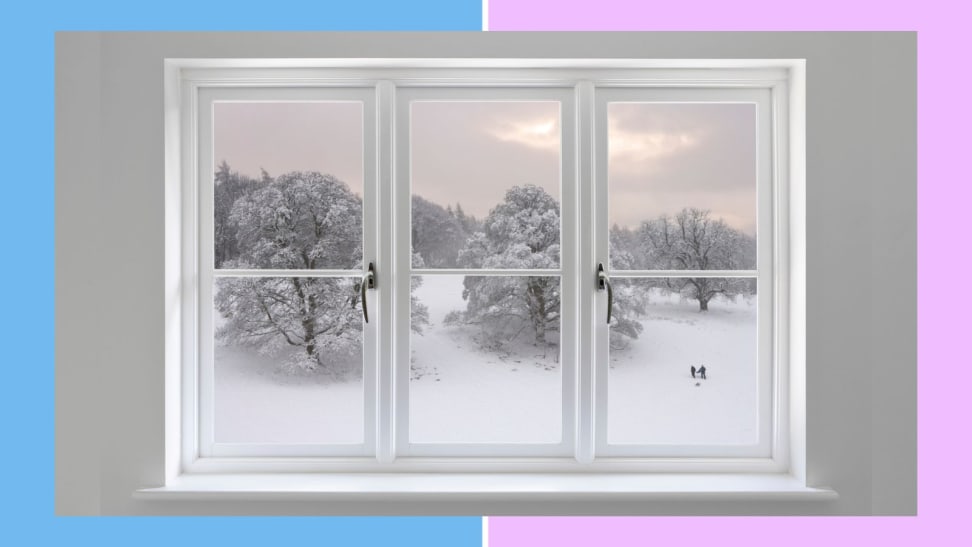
[377,80,396,464]
[392,81,412,459]
[576,80,596,464]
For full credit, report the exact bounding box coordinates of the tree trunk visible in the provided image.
[533,298,546,345]
[534,316,546,345]
[692,278,710,312]
[292,277,319,367]
[303,318,317,361]
[529,279,547,345]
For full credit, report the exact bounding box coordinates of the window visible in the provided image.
[161,60,810,493]
[399,89,574,455]
[202,88,376,457]
[595,89,773,459]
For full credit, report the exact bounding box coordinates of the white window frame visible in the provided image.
[592,87,776,462]
[395,86,577,458]
[196,86,379,459]
[152,59,826,499]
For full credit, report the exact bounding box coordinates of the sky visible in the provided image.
[410,101,562,218]
[608,102,757,235]
[214,100,756,235]
[214,101,365,195]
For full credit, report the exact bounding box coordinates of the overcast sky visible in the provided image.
[214,101,364,195]
[215,100,755,235]
[410,101,562,218]
[608,102,756,235]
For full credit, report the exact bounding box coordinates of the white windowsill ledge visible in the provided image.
[134,473,837,502]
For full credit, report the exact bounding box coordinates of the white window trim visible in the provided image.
[394,85,577,458]
[592,87,775,461]
[149,58,830,500]
[197,87,379,459]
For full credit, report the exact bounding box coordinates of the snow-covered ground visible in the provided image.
[409,275,562,443]
[214,341,363,445]
[213,276,757,447]
[608,285,758,445]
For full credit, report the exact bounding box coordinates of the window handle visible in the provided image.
[361,262,376,323]
[596,262,613,325]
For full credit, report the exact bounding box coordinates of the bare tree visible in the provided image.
[638,208,755,311]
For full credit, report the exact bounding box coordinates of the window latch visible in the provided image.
[361,262,376,323]
[596,262,613,325]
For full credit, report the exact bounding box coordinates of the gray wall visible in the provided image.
[55,32,916,516]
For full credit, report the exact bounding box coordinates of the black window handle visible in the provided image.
[597,263,613,325]
[361,262,376,323]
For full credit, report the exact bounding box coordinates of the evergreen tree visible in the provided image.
[412,195,468,268]
[213,161,262,267]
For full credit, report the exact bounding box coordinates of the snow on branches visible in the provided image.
[635,207,756,311]
[448,185,561,348]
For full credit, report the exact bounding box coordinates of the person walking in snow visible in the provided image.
[690,365,697,379]
[699,365,707,380]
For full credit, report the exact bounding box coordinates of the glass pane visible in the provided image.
[213,276,363,444]
[410,275,561,443]
[607,278,758,445]
[214,102,363,269]
[410,102,561,269]
[608,103,757,270]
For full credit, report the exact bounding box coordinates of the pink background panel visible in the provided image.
[488,0,967,545]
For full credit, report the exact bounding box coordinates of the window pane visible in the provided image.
[607,278,758,445]
[410,102,561,269]
[213,276,363,444]
[410,275,561,443]
[608,103,756,270]
[214,102,363,269]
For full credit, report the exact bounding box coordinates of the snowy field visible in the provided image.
[214,326,364,445]
[409,275,562,443]
[608,284,758,445]
[214,277,757,447]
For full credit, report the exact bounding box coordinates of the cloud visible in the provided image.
[608,119,702,171]
[488,117,561,152]
[604,103,756,234]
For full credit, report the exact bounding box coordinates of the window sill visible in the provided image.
[135,473,836,502]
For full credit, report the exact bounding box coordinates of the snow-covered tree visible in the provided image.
[215,171,364,371]
[608,225,646,348]
[447,185,561,346]
[229,171,363,270]
[468,184,561,270]
[214,160,262,267]
[452,202,482,234]
[410,252,430,334]
[215,171,429,373]
[412,195,468,268]
[638,208,756,311]
[215,276,362,372]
